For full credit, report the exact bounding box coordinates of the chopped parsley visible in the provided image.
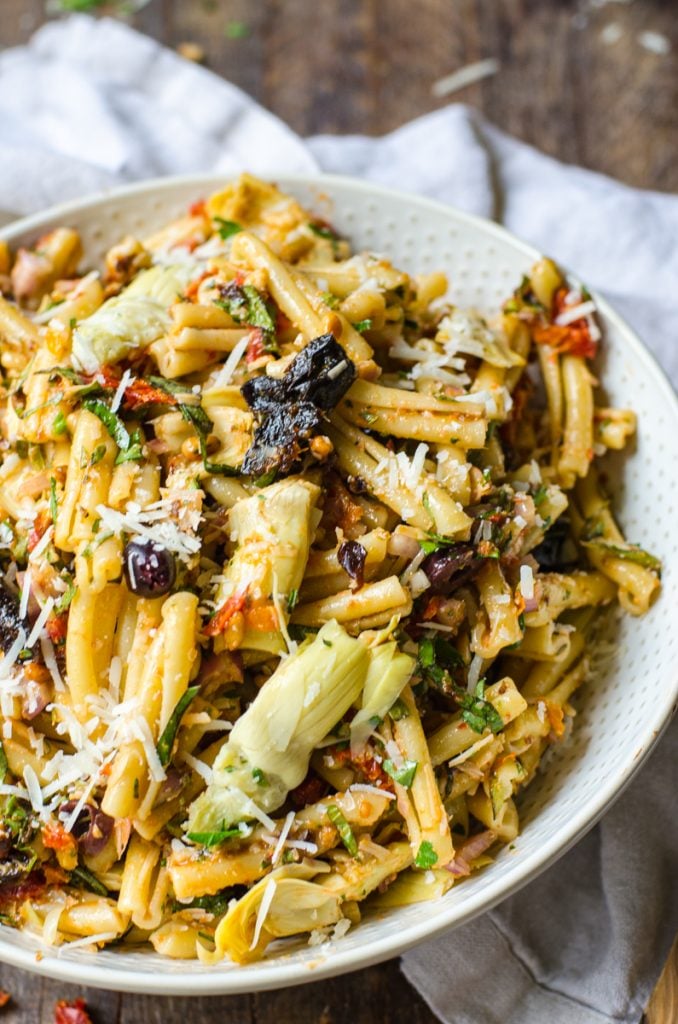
[214,217,242,240]
[383,758,418,788]
[389,697,409,721]
[327,804,358,856]
[69,865,108,897]
[49,478,58,524]
[455,680,504,734]
[186,828,243,847]
[148,376,241,476]
[156,685,200,767]
[0,741,7,785]
[418,635,465,693]
[252,768,268,787]
[419,532,455,555]
[414,841,438,869]
[352,319,373,334]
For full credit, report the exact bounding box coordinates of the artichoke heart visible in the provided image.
[187,619,370,834]
[71,263,198,372]
[350,640,415,752]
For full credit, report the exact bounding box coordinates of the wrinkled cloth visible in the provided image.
[0,15,676,1024]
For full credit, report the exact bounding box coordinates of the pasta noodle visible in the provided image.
[0,175,660,963]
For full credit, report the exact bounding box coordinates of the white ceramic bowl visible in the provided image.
[0,175,676,994]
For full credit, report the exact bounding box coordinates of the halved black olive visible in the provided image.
[123,539,176,597]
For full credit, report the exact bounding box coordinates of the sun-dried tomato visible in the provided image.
[188,199,206,217]
[27,511,51,553]
[289,772,328,809]
[42,822,78,855]
[46,613,68,645]
[54,998,93,1024]
[122,378,178,411]
[325,745,394,791]
[245,328,266,365]
[203,591,247,638]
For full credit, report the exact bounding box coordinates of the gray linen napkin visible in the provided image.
[0,16,676,1023]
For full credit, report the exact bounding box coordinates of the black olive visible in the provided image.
[123,539,176,597]
[421,544,483,594]
[338,539,367,589]
[0,586,22,655]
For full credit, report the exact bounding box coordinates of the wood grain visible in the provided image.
[0,1,676,1021]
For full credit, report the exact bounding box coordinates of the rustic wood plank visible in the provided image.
[646,937,678,1024]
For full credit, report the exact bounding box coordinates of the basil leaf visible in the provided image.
[148,376,241,477]
[327,804,358,856]
[419,532,455,555]
[582,539,661,574]
[156,685,200,767]
[186,828,242,847]
[84,399,143,464]
[0,741,8,785]
[414,840,438,869]
[383,758,418,788]
[352,319,373,334]
[454,680,504,735]
[214,217,242,240]
[69,865,109,897]
[49,478,58,524]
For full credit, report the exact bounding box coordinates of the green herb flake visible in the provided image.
[455,680,504,735]
[352,319,373,334]
[90,443,107,466]
[327,804,358,856]
[389,697,409,721]
[148,376,241,477]
[414,841,438,869]
[214,217,242,240]
[287,588,299,612]
[582,538,661,574]
[419,532,455,555]
[55,581,76,614]
[69,864,109,897]
[0,741,8,785]
[252,768,268,787]
[157,685,200,767]
[187,828,242,847]
[383,758,418,788]
[83,398,142,463]
[49,478,58,524]
[532,484,548,506]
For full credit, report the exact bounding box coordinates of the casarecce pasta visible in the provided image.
[0,174,661,963]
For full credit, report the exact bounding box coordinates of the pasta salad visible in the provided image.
[0,175,661,963]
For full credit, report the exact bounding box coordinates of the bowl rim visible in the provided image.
[0,172,676,995]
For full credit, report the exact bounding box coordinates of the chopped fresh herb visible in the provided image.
[157,685,200,767]
[322,639,333,648]
[252,768,268,787]
[419,532,455,555]
[414,841,438,869]
[383,758,418,788]
[186,828,242,847]
[287,588,299,612]
[327,804,358,856]
[418,635,465,693]
[321,291,340,309]
[173,892,234,916]
[455,680,504,734]
[69,865,108,897]
[0,741,8,784]
[55,582,76,614]
[49,478,58,524]
[582,538,661,574]
[360,409,377,424]
[89,443,107,466]
[389,697,409,721]
[83,399,142,464]
[148,376,241,476]
[216,283,276,340]
[15,440,29,460]
[309,222,339,242]
[214,217,242,240]
[352,319,373,334]
[532,484,548,506]
[52,411,68,436]
[113,429,144,465]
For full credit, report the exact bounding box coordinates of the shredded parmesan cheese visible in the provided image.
[250,878,277,951]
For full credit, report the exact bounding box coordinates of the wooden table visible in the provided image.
[0,0,676,1020]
